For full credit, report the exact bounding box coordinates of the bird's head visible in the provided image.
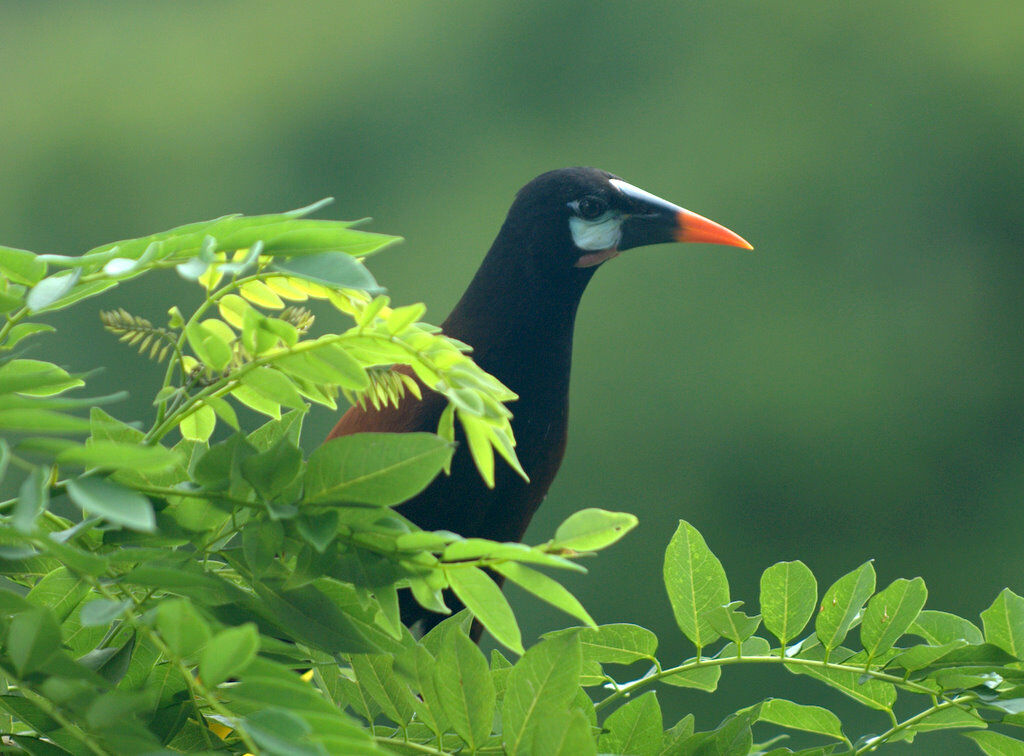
[503,167,752,273]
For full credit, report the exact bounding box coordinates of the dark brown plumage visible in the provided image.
[327,167,751,635]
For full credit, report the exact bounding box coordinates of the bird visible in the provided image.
[327,167,752,636]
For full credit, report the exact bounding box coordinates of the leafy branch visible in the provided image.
[1,206,1023,754]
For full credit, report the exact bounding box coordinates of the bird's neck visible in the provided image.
[441,232,596,404]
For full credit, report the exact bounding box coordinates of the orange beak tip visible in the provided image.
[675,208,753,251]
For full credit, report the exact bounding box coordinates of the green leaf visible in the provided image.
[240,437,303,500]
[89,406,144,444]
[502,632,582,755]
[241,366,306,409]
[724,635,771,658]
[394,529,460,552]
[663,520,730,650]
[80,598,132,627]
[28,279,116,313]
[271,251,382,293]
[11,735,74,755]
[178,404,216,442]
[441,538,584,571]
[240,280,285,309]
[0,359,83,397]
[241,308,283,356]
[305,342,370,390]
[930,667,1004,691]
[815,561,875,652]
[348,654,416,726]
[598,690,662,756]
[566,623,658,666]
[406,644,450,734]
[446,565,523,654]
[254,582,388,655]
[755,698,845,741]
[156,599,211,660]
[492,562,596,627]
[282,197,335,218]
[66,475,155,532]
[794,649,896,711]
[888,639,968,672]
[904,706,984,735]
[7,607,62,676]
[247,409,304,451]
[661,714,695,754]
[912,610,984,645]
[200,623,259,687]
[193,432,256,489]
[0,696,60,740]
[922,641,1016,668]
[661,664,721,691]
[218,293,255,328]
[232,659,343,719]
[530,708,596,756]
[706,601,762,645]
[26,271,79,312]
[434,628,496,749]
[33,538,108,577]
[981,588,1024,659]
[184,320,222,367]
[4,323,55,350]
[229,383,281,418]
[681,708,757,755]
[275,350,342,385]
[383,302,426,334]
[296,510,340,553]
[0,245,47,285]
[860,577,928,660]
[206,394,240,430]
[0,288,23,314]
[243,521,283,576]
[57,440,182,473]
[0,285,23,313]
[760,560,817,647]
[551,508,639,551]
[304,432,453,506]
[965,730,1024,756]
[0,408,91,433]
[243,708,322,756]
[14,465,49,533]
[84,690,151,731]
[458,412,495,487]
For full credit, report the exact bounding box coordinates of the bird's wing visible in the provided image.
[325,369,447,439]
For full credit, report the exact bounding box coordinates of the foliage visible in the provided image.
[0,206,1023,754]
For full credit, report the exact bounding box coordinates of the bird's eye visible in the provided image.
[575,196,607,220]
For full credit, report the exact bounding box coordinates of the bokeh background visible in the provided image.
[3,1,1022,747]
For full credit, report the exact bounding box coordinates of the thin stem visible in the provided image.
[0,306,30,344]
[131,483,259,510]
[373,736,447,755]
[152,268,270,430]
[853,694,976,754]
[595,654,941,713]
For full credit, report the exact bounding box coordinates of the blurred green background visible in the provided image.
[3,0,1022,744]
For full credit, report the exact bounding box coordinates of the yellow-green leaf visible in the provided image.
[179,404,217,442]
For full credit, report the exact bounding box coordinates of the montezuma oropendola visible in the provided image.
[327,167,752,636]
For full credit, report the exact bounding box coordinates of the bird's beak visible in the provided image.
[611,178,753,252]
